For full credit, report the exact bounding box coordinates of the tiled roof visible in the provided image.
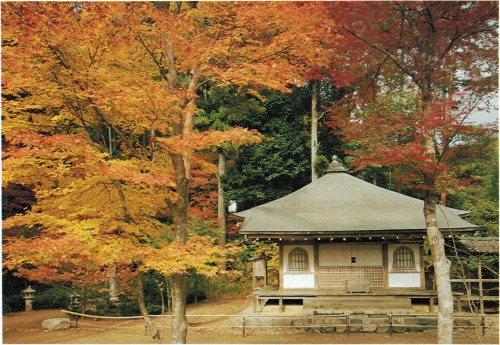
[235,170,479,236]
[457,237,499,254]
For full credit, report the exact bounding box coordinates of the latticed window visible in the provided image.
[392,246,416,272]
[288,247,310,273]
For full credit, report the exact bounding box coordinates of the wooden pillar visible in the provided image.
[382,244,389,288]
[467,266,472,294]
[279,242,284,290]
[419,244,425,289]
[430,297,435,313]
[314,241,319,290]
[478,259,484,314]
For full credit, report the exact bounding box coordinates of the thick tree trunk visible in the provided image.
[169,151,190,343]
[311,80,319,181]
[424,187,454,344]
[217,151,227,271]
[171,273,189,344]
[137,271,161,343]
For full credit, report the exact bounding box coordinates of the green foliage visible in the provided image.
[146,304,164,315]
[223,89,311,211]
[313,155,329,173]
[188,216,222,243]
[461,198,499,236]
[196,84,266,132]
[32,287,70,310]
[118,302,141,316]
[446,135,499,236]
[2,293,24,314]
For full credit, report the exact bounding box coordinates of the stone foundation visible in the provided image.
[244,312,492,334]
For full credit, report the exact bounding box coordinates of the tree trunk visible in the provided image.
[82,285,86,313]
[217,151,227,271]
[169,150,190,343]
[311,80,319,181]
[171,273,189,344]
[164,38,200,343]
[440,190,448,206]
[420,55,454,342]
[424,185,454,344]
[137,271,161,343]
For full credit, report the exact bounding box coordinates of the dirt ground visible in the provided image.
[2,295,499,344]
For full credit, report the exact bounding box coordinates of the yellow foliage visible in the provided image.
[1,1,338,289]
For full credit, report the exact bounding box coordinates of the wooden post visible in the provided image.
[467,266,472,295]
[419,245,425,288]
[478,259,484,314]
[382,244,389,288]
[314,242,319,289]
[279,243,284,290]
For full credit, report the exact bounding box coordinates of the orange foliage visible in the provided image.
[2,1,337,290]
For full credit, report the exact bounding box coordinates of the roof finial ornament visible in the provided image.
[325,155,346,173]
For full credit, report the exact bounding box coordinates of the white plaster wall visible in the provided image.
[283,274,315,289]
[388,243,421,288]
[388,273,421,287]
[319,244,382,266]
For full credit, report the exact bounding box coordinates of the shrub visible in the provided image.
[32,287,70,310]
[3,294,24,314]
[118,302,140,316]
[146,304,164,315]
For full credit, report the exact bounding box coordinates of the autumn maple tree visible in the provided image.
[327,2,498,343]
[2,2,335,343]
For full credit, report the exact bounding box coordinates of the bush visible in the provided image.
[3,294,24,314]
[146,304,164,315]
[118,302,140,316]
[32,287,70,310]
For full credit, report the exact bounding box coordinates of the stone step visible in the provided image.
[304,296,415,315]
[309,296,411,300]
[311,308,416,315]
[304,297,412,310]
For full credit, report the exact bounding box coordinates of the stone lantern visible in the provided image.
[67,292,82,314]
[22,286,36,312]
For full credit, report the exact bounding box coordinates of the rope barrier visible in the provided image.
[60,309,493,338]
[62,310,145,319]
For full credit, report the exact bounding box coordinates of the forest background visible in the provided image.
[1,1,498,344]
